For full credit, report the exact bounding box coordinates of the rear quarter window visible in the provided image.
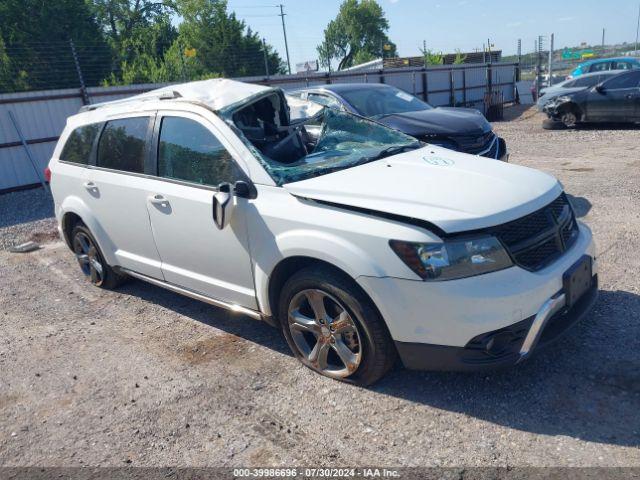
[59,124,101,165]
[97,117,150,174]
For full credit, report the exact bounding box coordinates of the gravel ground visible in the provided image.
[0,107,639,468]
[0,187,56,250]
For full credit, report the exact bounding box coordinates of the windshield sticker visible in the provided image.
[423,156,455,166]
[395,91,414,102]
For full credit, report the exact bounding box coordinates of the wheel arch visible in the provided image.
[556,100,584,121]
[58,196,117,266]
[263,255,385,330]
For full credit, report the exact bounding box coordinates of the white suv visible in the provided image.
[49,79,598,385]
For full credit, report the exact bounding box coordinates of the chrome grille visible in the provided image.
[455,132,496,155]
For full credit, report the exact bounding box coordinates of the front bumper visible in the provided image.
[357,222,597,371]
[394,274,598,371]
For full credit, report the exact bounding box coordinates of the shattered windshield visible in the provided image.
[227,92,422,185]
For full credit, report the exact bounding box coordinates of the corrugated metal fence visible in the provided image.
[0,62,518,193]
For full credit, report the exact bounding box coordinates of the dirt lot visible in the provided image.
[1,107,639,468]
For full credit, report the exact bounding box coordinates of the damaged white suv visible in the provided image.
[49,79,598,385]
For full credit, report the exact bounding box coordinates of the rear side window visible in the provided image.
[613,61,632,70]
[158,116,242,186]
[97,117,149,174]
[589,62,611,72]
[60,124,101,165]
[573,76,600,88]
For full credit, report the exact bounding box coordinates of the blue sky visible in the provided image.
[226,0,640,68]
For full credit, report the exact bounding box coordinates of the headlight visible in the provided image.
[389,235,513,281]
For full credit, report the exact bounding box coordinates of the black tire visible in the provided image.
[542,118,565,130]
[71,223,127,289]
[278,266,396,386]
[557,105,581,128]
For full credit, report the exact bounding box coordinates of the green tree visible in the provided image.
[89,0,177,80]
[317,0,396,71]
[0,0,111,92]
[174,0,284,78]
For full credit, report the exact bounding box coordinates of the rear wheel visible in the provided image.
[279,266,396,386]
[71,224,127,289]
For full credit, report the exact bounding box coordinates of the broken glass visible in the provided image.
[225,94,421,186]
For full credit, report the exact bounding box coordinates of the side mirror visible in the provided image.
[212,183,235,230]
[595,83,606,94]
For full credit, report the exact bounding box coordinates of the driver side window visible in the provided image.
[603,72,640,90]
[157,116,243,187]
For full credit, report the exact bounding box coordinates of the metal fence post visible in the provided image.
[69,39,89,105]
[462,68,467,106]
[422,68,428,102]
[8,111,50,193]
[449,69,455,106]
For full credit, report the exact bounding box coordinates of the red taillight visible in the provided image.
[44,166,52,183]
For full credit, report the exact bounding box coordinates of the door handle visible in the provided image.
[83,181,97,190]
[148,194,170,207]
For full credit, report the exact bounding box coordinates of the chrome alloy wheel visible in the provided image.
[287,289,363,378]
[73,231,104,286]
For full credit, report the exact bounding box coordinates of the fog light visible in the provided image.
[485,332,514,357]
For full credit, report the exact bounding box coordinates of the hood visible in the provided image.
[374,107,491,138]
[537,87,585,105]
[284,146,561,234]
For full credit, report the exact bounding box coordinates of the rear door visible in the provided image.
[144,111,257,309]
[54,123,102,221]
[84,114,164,278]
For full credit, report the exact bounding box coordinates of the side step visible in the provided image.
[121,268,264,321]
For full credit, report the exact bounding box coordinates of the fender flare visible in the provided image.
[253,229,387,317]
[58,196,118,266]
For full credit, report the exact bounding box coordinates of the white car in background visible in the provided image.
[47,79,598,385]
[537,70,621,110]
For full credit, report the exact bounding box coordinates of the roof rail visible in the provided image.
[78,90,182,113]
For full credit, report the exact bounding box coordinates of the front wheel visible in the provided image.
[560,110,578,128]
[279,266,396,386]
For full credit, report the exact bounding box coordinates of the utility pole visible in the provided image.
[636,2,640,53]
[262,38,270,79]
[516,38,522,82]
[602,28,605,50]
[423,39,427,67]
[548,33,554,86]
[278,4,291,75]
[536,35,543,99]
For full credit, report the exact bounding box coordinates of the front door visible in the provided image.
[145,112,257,309]
[587,71,640,122]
